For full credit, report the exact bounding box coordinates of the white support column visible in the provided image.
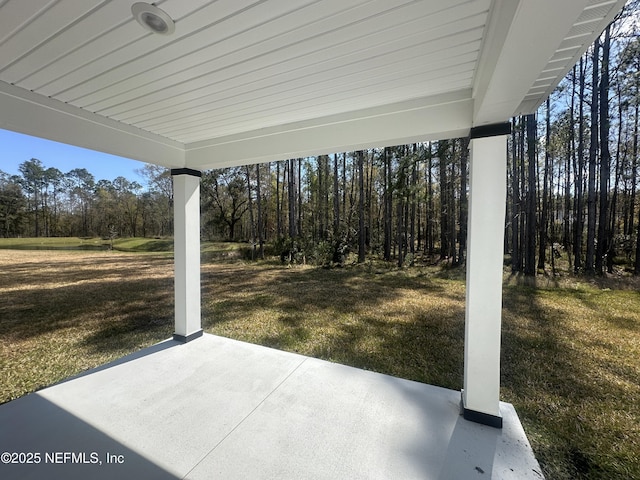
[462,123,510,428]
[171,168,203,343]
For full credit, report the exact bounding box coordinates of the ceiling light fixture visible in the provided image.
[131,2,175,35]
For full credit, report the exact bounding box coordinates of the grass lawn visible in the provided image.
[0,241,638,479]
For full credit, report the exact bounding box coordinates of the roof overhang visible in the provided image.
[0,0,626,170]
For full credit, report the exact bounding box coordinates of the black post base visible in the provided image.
[173,329,203,343]
[460,392,503,428]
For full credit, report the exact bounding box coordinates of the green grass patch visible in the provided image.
[0,249,638,479]
[0,237,254,256]
[0,237,110,251]
[111,237,174,253]
[0,236,177,253]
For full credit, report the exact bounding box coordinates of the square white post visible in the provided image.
[171,168,203,343]
[462,123,510,428]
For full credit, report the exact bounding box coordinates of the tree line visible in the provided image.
[0,161,173,240]
[1,6,638,276]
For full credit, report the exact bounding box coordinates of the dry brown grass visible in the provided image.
[0,250,175,402]
[501,282,640,479]
[201,263,466,388]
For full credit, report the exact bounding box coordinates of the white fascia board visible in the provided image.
[473,0,589,125]
[0,81,185,168]
[515,0,627,116]
[185,90,473,169]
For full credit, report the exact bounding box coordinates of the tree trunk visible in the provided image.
[397,188,404,267]
[438,141,449,260]
[427,143,434,257]
[449,141,457,264]
[288,159,297,238]
[630,103,638,240]
[511,118,520,272]
[586,38,600,274]
[358,150,366,263]
[410,146,417,263]
[383,148,392,261]
[245,166,256,260]
[256,163,264,259]
[368,151,375,248]
[458,136,469,265]
[596,27,611,275]
[524,113,537,276]
[631,99,639,275]
[297,158,302,237]
[636,206,640,274]
[324,155,330,242]
[519,119,526,273]
[333,153,340,237]
[574,57,586,272]
[276,162,282,238]
[342,153,347,227]
[538,98,552,270]
[565,66,575,266]
[609,76,626,273]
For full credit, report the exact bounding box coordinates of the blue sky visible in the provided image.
[0,128,149,186]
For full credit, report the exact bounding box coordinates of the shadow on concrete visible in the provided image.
[0,393,180,480]
[57,338,179,384]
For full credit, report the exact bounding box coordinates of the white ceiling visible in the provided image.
[0,0,626,170]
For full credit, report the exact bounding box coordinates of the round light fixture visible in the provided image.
[131,2,175,35]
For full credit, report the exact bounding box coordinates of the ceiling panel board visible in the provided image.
[15,0,215,91]
[0,0,56,45]
[0,0,103,74]
[74,0,388,110]
[94,3,481,117]
[184,92,474,168]
[135,41,481,132]
[51,0,321,102]
[18,22,145,92]
[25,0,227,94]
[72,0,373,108]
[153,54,479,140]
[1,0,134,84]
[162,70,476,142]
[99,9,485,121]
[173,73,475,143]
[176,82,476,143]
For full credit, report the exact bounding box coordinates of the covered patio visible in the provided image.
[1,334,542,479]
[0,0,625,478]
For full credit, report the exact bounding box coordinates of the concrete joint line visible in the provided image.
[182,357,309,478]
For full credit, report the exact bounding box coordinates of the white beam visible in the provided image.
[185,91,472,169]
[172,169,203,343]
[462,130,508,428]
[0,81,185,168]
[474,0,589,124]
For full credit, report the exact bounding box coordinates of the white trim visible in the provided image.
[185,91,473,169]
[0,80,185,168]
[473,0,612,125]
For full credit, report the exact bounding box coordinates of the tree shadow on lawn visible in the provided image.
[0,252,177,403]
[201,265,465,390]
[0,274,173,343]
[1,255,171,292]
[501,286,640,480]
[0,252,176,362]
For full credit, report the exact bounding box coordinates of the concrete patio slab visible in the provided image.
[0,334,544,479]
